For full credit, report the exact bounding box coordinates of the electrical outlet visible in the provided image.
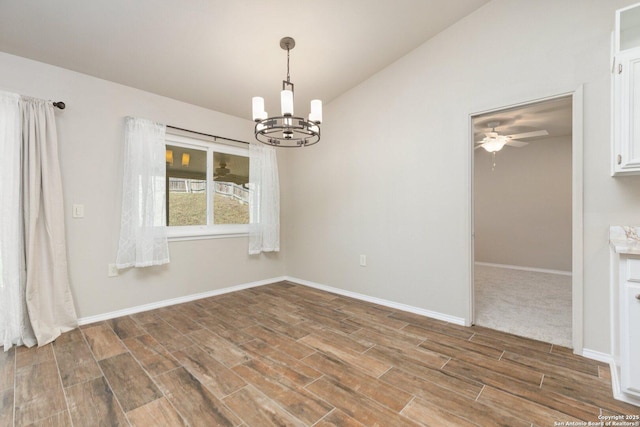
[108,263,119,277]
[360,254,367,267]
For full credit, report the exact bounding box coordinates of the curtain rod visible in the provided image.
[44,103,248,144]
[166,125,249,145]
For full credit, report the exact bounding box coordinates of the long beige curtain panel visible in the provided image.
[0,91,78,350]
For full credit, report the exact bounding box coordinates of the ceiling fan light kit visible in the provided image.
[475,121,549,171]
[480,135,509,153]
[475,121,549,153]
[252,37,322,147]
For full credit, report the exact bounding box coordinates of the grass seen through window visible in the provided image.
[168,192,249,226]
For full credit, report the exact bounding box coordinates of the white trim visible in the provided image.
[580,348,614,364]
[572,85,585,354]
[285,276,467,326]
[610,248,620,361]
[468,109,475,327]
[167,225,248,241]
[474,261,572,277]
[79,275,466,328]
[572,348,640,406]
[80,274,466,328]
[77,276,286,325]
[580,348,640,407]
[164,132,250,239]
[468,88,584,355]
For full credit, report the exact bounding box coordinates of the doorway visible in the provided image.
[470,92,581,349]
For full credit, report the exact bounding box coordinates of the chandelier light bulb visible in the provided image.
[309,99,322,124]
[252,97,265,122]
[281,90,294,116]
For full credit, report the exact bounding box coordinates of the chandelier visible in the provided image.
[252,37,322,147]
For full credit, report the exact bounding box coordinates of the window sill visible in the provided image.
[167,225,249,242]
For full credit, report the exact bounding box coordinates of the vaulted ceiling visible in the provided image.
[0,0,490,120]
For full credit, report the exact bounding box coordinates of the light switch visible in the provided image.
[360,254,367,267]
[108,263,119,277]
[72,204,84,218]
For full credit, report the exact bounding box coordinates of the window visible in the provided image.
[164,132,250,240]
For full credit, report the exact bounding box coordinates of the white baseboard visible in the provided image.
[579,349,640,407]
[284,276,467,326]
[79,274,466,328]
[474,261,572,276]
[580,348,612,364]
[77,276,287,325]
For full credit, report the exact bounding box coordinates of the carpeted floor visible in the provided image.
[474,264,572,348]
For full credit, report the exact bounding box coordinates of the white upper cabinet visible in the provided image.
[612,2,640,176]
[618,3,640,52]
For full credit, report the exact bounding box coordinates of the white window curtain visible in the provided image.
[116,117,170,268]
[249,142,280,254]
[0,91,78,350]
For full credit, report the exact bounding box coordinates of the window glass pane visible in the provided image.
[166,145,207,226]
[212,152,250,224]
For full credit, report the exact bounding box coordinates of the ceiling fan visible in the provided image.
[475,121,549,152]
[214,161,230,178]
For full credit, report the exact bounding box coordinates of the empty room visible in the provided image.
[473,96,573,348]
[1,1,640,426]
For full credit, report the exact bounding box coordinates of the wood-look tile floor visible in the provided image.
[2,281,639,426]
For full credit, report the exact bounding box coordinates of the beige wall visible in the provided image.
[283,0,640,354]
[4,0,640,356]
[474,136,572,272]
[0,52,285,319]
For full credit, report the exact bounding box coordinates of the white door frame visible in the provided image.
[468,86,584,353]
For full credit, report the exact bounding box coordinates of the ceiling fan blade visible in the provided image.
[507,130,548,139]
[474,145,484,150]
[506,139,528,147]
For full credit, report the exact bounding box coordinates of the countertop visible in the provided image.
[610,226,640,255]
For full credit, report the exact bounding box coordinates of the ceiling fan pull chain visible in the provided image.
[492,152,497,172]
